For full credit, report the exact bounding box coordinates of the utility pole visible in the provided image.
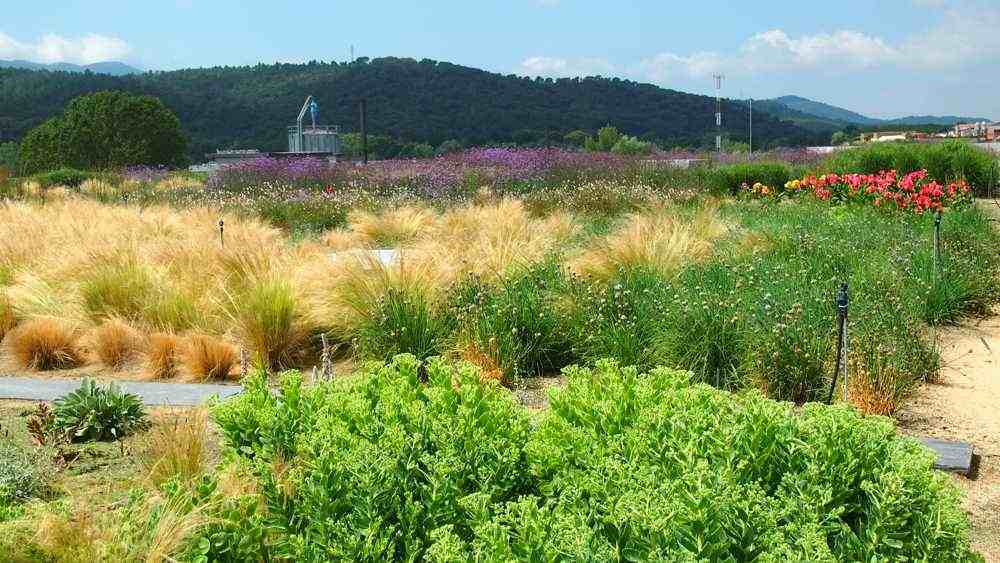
[713,74,724,154]
[749,97,753,161]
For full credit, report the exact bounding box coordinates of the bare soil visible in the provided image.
[898,313,1000,561]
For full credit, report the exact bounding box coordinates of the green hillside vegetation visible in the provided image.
[0,57,824,159]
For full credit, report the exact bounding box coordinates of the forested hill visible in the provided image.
[0,57,823,158]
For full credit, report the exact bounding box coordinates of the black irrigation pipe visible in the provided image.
[827,282,849,405]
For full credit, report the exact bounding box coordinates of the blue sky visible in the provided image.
[2,0,997,119]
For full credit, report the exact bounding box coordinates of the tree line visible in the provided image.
[0,57,825,164]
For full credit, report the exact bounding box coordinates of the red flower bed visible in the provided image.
[743,169,971,214]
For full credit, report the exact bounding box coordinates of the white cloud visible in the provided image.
[638,52,724,81]
[900,3,1000,67]
[740,29,897,69]
[634,1,998,84]
[0,32,131,64]
[519,56,615,77]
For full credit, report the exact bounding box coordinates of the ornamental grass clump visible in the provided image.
[183,334,237,381]
[570,203,728,281]
[224,276,315,371]
[7,317,83,370]
[205,357,977,561]
[90,318,144,369]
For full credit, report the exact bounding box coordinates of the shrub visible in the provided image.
[0,442,47,504]
[30,168,94,188]
[207,357,977,561]
[711,161,796,195]
[91,319,143,369]
[6,317,82,370]
[183,335,237,381]
[819,141,999,196]
[51,378,148,442]
[213,356,533,561]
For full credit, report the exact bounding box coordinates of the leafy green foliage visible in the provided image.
[51,378,148,442]
[18,90,186,173]
[207,357,978,561]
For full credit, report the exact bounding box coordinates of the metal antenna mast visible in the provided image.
[713,74,724,153]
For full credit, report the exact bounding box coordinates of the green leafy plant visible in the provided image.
[205,357,978,561]
[52,378,149,442]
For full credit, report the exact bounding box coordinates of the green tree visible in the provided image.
[585,125,623,152]
[0,141,18,171]
[18,91,186,173]
[436,139,463,155]
[18,119,64,174]
[831,131,848,145]
[563,130,589,148]
[611,135,653,155]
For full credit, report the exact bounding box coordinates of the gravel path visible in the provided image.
[898,312,1000,560]
[0,377,243,406]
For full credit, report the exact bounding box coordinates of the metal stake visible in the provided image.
[827,283,849,404]
[239,346,248,377]
[933,209,942,281]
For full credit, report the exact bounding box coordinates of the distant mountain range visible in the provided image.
[754,95,991,132]
[0,59,140,76]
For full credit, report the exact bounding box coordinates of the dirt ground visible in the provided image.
[898,313,1000,561]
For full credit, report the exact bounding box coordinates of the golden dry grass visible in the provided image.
[0,199,330,374]
[0,293,16,341]
[79,178,118,198]
[325,205,438,249]
[570,203,728,280]
[146,333,181,380]
[142,409,210,487]
[34,505,108,561]
[32,494,214,563]
[406,199,578,284]
[153,175,204,192]
[6,317,83,370]
[0,197,721,377]
[183,334,237,381]
[90,319,144,369]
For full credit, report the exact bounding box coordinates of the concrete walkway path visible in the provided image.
[0,377,243,406]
